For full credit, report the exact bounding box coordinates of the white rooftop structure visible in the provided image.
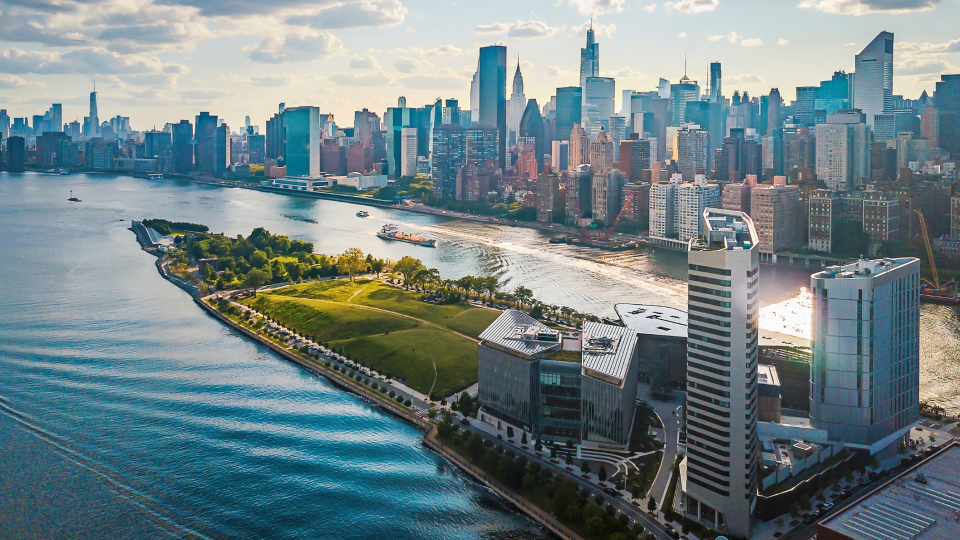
[614,304,687,337]
[580,321,638,384]
[821,443,960,540]
[478,310,562,358]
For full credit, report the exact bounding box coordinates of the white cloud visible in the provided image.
[293,0,407,29]
[664,0,719,14]
[0,73,31,88]
[180,88,235,100]
[400,71,468,89]
[725,73,766,87]
[570,21,616,40]
[845,42,858,46]
[0,47,167,75]
[474,22,509,34]
[244,31,344,64]
[896,38,960,55]
[708,31,739,43]
[547,66,577,77]
[778,38,789,46]
[556,0,626,15]
[677,32,688,38]
[329,72,396,86]
[350,54,380,69]
[602,67,645,78]
[895,58,957,75]
[740,38,762,47]
[394,56,433,73]
[797,0,938,15]
[643,3,658,12]
[474,20,563,39]
[249,74,293,86]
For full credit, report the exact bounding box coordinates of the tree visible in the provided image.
[529,304,544,319]
[514,285,533,307]
[580,460,591,475]
[598,465,607,484]
[250,250,269,268]
[337,247,366,282]
[775,517,785,530]
[535,440,543,454]
[201,262,215,281]
[565,453,573,467]
[411,267,441,290]
[550,446,557,459]
[647,496,657,513]
[521,432,528,445]
[244,268,270,295]
[370,258,386,277]
[394,256,425,288]
[427,408,437,419]
[506,426,515,440]
[630,483,641,501]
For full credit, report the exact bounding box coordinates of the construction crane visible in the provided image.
[915,210,940,289]
[599,190,635,241]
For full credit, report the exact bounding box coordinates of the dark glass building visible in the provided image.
[555,87,583,143]
[478,45,506,170]
[431,124,465,200]
[519,99,544,173]
[936,74,960,157]
[194,112,218,175]
[171,120,193,174]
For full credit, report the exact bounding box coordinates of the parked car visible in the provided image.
[819,502,835,512]
[460,418,470,425]
[665,525,679,539]
[603,487,619,497]
[837,490,852,499]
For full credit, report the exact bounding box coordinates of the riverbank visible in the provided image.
[143,236,589,540]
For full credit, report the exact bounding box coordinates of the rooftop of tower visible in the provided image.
[690,208,758,251]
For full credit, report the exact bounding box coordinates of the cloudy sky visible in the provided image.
[1,0,957,131]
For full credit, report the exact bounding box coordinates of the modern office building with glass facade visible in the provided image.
[477,310,639,450]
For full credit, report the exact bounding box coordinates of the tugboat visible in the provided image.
[67,190,81,203]
[376,224,436,247]
[356,211,370,218]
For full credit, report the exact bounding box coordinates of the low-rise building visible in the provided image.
[331,172,388,191]
[809,189,841,253]
[476,310,639,450]
[818,442,960,540]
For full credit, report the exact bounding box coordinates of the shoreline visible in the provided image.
[140,233,585,540]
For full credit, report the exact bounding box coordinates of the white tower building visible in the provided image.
[681,208,760,539]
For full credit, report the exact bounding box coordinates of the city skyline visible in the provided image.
[1,0,958,130]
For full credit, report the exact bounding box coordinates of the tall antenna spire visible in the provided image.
[684,54,687,78]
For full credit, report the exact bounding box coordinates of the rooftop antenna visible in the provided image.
[684,54,687,78]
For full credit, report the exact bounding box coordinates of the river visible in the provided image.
[1,172,958,538]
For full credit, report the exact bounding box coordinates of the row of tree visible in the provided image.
[437,426,654,540]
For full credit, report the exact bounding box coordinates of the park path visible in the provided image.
[427,361,438,398]
[346,283,368,303]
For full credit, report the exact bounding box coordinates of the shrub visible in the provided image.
[404,399,412,407]
[388,391,396,398]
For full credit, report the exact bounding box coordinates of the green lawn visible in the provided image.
[245,279,498,396]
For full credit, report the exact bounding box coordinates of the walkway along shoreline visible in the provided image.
[140,234,586,540]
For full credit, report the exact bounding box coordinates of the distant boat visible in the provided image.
[147,173,163,180]
[356,211,370,218]
[377,224,436,247]
[67,190,81,203]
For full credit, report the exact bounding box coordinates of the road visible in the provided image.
[639,386,683,510]
[459,417,677,540]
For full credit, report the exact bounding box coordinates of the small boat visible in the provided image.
[58,169,70,175]
[377,224,436,247]
[147,173,163,180]
[67,190,81,203]
[356,211,370,218]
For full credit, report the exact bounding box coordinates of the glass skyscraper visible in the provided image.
[579,24,599,88]
[584,76,615,137]
[854,31,894,129]
[555,87,583,142]
[283,106,320,177]
[478,45,506,171]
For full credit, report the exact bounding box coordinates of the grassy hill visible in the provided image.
[244,279,500,397]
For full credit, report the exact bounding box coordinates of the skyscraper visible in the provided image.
[283,106,321,177]
[431,123,465,200]
[555,87,583,142]
[400,127,418,177]
[215,124,230,177]
[854,31,894,129]
[171,120,193,174]
[478,45,507,171]
[815,109,872,191]
[709,62,722,103]
[568,123,590,172]
[519,99,544,173]
[83,87,99,138]
[670,75,700,126]
[810,258,920,452]
[194,112,218,175]
[682,209,759,539]
[676,178,721,241]
[589,128,614,174]
[470,64,480,123]
[584,77,615,137]
[385,98,414,179]
[936,74,960,157]
[765,88,783,136]
[508,62,526,148]
[579,22,599,88]
[676,126,712,182]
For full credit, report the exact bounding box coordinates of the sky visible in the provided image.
[1,0,958,131]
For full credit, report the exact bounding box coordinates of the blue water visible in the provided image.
[0,173,550,539]
[5,172,951,538]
